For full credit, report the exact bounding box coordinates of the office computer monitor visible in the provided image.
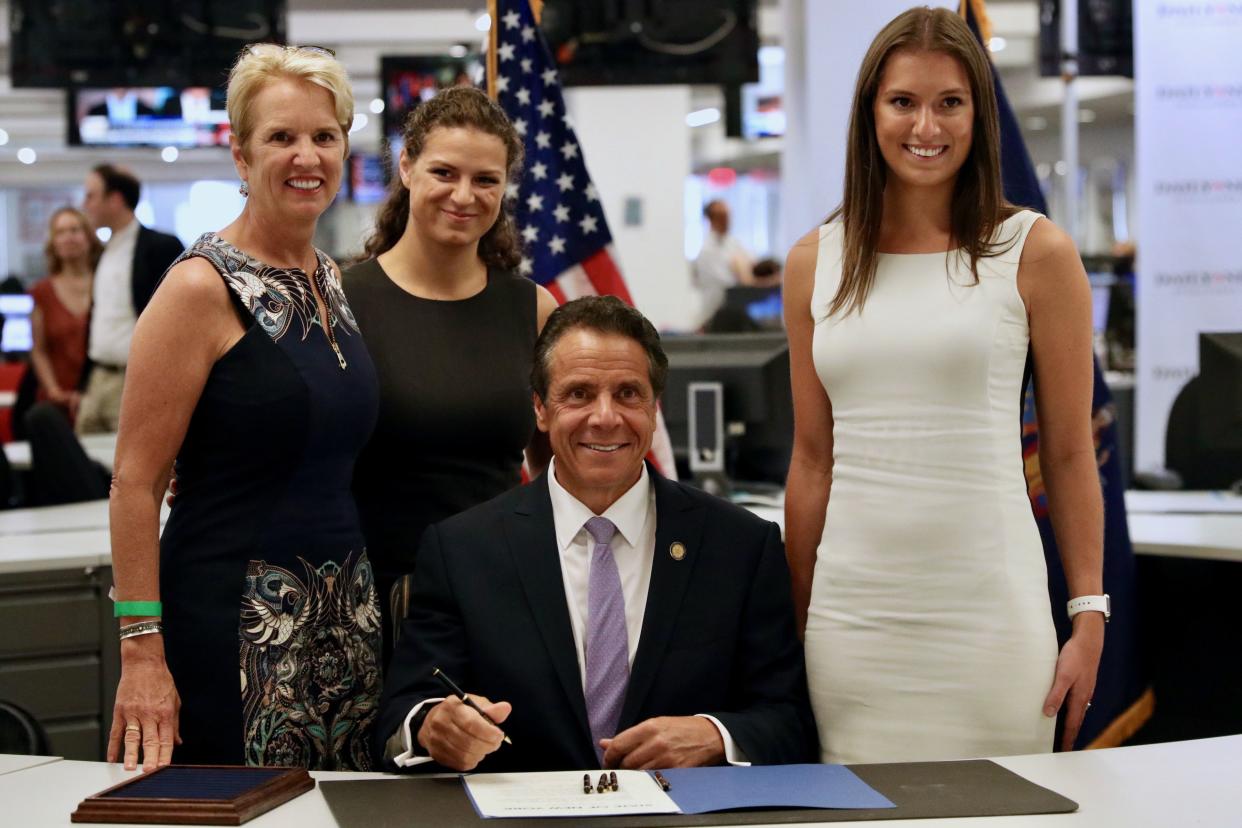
[1090,283,1111,335]
[1166,332,1242,489]
[661,332,792,486]
[0,295,35,355]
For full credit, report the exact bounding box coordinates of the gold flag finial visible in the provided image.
[959,0,994,44]
[486,0,499,100]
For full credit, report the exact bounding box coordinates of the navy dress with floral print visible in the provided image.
[158,233,381,770]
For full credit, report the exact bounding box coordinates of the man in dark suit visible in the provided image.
[376,295,816,772]
[77,164,183,434]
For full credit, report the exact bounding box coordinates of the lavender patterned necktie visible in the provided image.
[584,516,628,765]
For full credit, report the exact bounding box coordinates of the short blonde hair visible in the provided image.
[227,44,354,155]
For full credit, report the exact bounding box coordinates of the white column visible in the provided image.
[1134,5,1242,472]
[564,85,694,333]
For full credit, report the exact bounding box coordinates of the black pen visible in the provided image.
[653,770,671,792]
[432,667,513,746]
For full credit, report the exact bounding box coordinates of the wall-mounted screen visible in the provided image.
[349,154,388,205]
[380,55,482,179]
[541,0,759,87]
[10,0,286,89]
[68,87,230,148]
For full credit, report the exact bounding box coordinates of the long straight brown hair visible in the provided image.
[826,6,1019,318]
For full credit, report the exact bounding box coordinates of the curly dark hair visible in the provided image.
[361,86,524,269]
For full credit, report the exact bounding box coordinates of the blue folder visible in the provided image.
[654,764,896,815]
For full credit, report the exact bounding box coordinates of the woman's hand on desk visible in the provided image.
[108,636,182,772]
[1042,612,1105,751]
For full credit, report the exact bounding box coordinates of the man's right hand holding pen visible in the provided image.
[417,695,513,771]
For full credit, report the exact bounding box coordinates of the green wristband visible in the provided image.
[114,600,162,618]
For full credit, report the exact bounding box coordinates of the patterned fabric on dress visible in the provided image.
[240,555,381,770]
[159,233,379,769]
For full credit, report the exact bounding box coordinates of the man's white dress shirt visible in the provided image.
[88,217,139,366]
[692,231,748,324]
[393,458,749,767]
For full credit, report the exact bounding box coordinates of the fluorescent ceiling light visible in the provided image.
[686,108,721,128]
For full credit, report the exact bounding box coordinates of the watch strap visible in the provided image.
[1067,594,1111,621]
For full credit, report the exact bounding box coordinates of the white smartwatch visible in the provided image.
[1067,594,1110,622]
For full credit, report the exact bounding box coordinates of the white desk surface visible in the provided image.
[1125,513,1242,563]
[0,753,60,776]
[741,493,1242,564]
[1124,489,1242,514]
[0,492,1237,574]
[3,432,118,472]
[0,529,111,574]
[1,736,1240,827]
[0,499,167,536]
[0,759,397,828]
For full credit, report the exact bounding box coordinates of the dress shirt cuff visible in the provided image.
[695,714,751,766]
[391,697,446,768]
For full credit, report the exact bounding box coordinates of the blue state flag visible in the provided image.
[962,0,1148,748]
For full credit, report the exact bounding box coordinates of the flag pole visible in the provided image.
[530,0,543,24]
[1060,0,1080,245]
[958,0,992,43]
[486,0,499,100]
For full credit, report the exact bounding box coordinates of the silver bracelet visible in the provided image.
[119,620,164,640]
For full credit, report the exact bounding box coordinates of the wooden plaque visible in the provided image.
[71,764,315,825]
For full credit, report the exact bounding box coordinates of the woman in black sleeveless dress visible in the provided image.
[343,87,556,652]
[106,46,380,771]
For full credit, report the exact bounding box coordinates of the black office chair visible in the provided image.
[0,699,51,756]
[23,402,110,506]
[1165,375,1242,490]
[390,574,416,647]
[0,441,14,509]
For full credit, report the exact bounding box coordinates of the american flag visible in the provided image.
[488,0,677,478]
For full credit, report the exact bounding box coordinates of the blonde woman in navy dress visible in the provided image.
[783,8,1105,764]
[106,45,380,771]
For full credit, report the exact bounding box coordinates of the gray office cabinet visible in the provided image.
[0,566,118,760]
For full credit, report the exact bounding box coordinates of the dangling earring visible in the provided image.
[239,181,249,197]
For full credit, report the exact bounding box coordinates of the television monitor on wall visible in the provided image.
[540,0,759,86]
[10,0,286,89]
[68,87,230,148]
[379,55,483,179]
[1039,0,1132,78]
[349,154,388,205]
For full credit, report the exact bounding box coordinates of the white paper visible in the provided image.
[463,770,680,819]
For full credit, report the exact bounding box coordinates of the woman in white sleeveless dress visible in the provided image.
[783,8,1106,765]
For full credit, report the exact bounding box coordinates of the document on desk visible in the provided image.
[463,770,680,818]
[659,764,895,814]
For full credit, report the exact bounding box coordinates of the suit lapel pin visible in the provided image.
[669,542,687,561]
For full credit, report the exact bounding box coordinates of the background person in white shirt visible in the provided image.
[376,295,816,773]
[692,199,755,326]
[77,164,183,435]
